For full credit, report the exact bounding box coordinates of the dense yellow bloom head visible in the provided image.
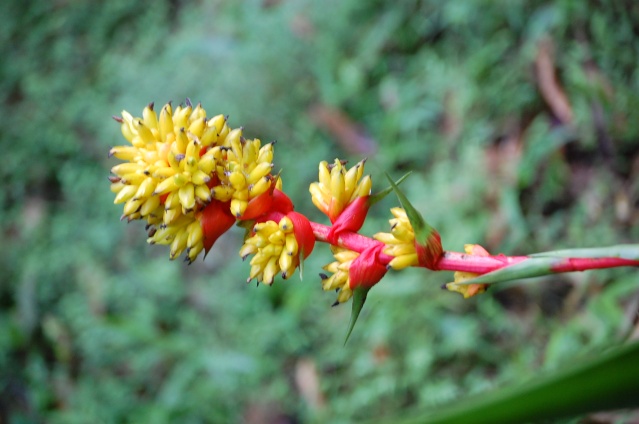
[240,210,315,285]
[309,159,371,223]
[373,207,419,270]
[109,100,276,262]
[240,216,299,285]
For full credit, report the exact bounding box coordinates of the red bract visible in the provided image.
[239,186,294,222]
[287,211,315,258]
[349,243,387,290]
[327,196,370,245]
[415,230,443,270]
[254,210,285,226]
[197,199,236,252]
[240,190,274,220]
[272,189,294,215]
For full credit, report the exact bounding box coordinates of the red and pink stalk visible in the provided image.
[310,221,639,279]
[198,175,638,286]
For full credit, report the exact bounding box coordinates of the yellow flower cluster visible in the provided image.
[109,101,274,262]
[444,244,490,298]
[148,215,204,261]
[110,103,223,221]
[309,159,371,221]
[373,207,419,270]
[210,131,274,218]
[320,246,359,303]
[240,216,300,285]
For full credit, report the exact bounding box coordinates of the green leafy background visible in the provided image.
[1,0,638,422]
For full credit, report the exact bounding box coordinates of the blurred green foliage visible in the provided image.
[1,0,638,422]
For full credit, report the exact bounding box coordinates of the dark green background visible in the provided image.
[2,1,638,422]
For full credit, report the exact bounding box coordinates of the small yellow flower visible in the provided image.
[212,130,275,218]
[373,207,419,270]
[147,216,203,262]
[320,246,359,304]
[444,244,490,298]
[241,215,302,285]
[309,159,371,223]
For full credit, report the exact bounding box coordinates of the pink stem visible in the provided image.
[309,221,637,275]
[551,257,639,272]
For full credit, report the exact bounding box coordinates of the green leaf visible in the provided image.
[530,244,639,260]
[460,244,639,286]
[384,173,435,243]
[457,257,556,285]
[369,171,412,206]
[298,254,305,281]
[374,340,639,424]
[344,287,369,345]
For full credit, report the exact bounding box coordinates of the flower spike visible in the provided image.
[109,101,639,342]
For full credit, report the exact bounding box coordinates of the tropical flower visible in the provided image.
[111,102,225,221]
[309,159,371,223]
[109,100,278,262]
[320,243,387,304]
[321,246,359,304]
[373,207,419,270]
[444,244,490,298]
[210,132,276,218]
[240,211,315,285]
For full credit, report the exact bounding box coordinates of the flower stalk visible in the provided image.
[311,220,638,277]
[108,101,639,340]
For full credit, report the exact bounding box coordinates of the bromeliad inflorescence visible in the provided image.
[109,100,639,340]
